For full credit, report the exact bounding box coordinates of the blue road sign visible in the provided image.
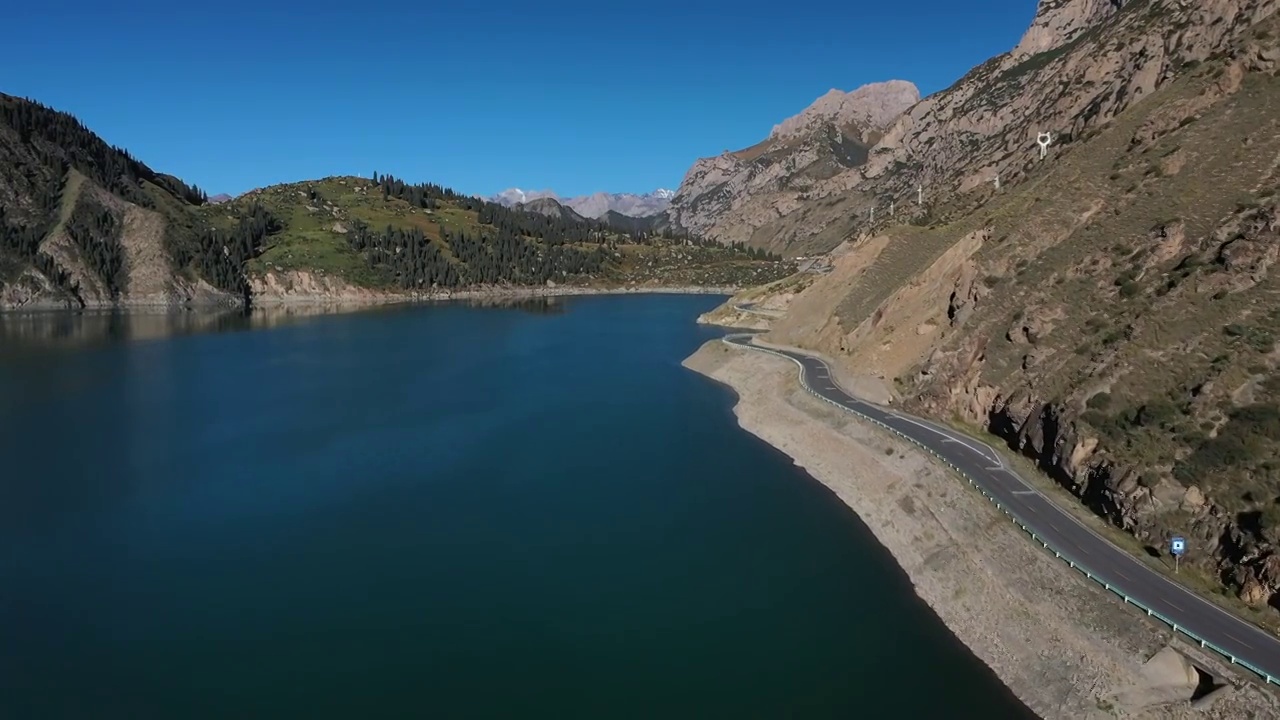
[1171,536,1186,556]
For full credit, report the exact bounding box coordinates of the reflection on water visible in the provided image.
[0,297,573,353]
[457,296,567,314]
[0,309,250,350]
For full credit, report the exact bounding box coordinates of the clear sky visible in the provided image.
[6,0,1037,198]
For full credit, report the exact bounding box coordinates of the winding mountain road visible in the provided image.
[722,332,1280,684]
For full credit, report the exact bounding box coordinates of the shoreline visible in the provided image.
[684,338,1279,720]
[0,284,739,314]
[249,283,740,306]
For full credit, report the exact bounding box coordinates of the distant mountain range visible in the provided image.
[490,188,675,219]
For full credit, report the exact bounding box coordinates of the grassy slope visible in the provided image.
[205,176,791,289]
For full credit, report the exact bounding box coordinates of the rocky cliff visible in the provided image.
[672,0,1277,259]
[706,0,1280,617]
[667,80,920,254]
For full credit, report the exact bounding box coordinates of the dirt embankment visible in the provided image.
[248,269,740,306]
[683,340,1280,720]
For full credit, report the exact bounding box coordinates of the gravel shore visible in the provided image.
[684,339,1280,720]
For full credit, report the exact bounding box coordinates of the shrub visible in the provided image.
[1087,392,1113,410]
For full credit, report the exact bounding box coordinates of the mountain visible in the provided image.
[207,193,234,204]
[492,188,558,207]
[702,0,1280,612]
[0,95,793,310]
[490,188,675,218]
[517,197,590,223]
[562,190,675,219]
[667,79,921,253]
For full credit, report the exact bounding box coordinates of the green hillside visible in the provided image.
[0,94,792,310]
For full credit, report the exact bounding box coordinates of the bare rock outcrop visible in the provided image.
[769,80,922,141]
[670,0,1278,257]
[667,81,921,251]
[1012,0,1122,59]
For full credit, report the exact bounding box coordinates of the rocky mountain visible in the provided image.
[207,193,234,204]
[704,0,1280,617]
[667,79,921,254]
[0,95,793,310]
[491,188,675,218]
[517,197,590,223]
[492,188,558,207]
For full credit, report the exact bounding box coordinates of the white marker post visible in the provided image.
[1171,536,1186,574]
[890,201,895,217]
[917,185,923,206]
[870,207,875,223]
[994,174,1001,190]
[1037,132,1054,160]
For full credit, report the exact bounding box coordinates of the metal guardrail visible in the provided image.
[722,336,1280,686]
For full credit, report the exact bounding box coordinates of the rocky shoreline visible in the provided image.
[248,282,740,307]
[683,339,1280,720]
[0,281,739,313]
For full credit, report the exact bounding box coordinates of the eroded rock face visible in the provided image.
[770,81,922,141]
[670,0,1277,256]
[1012,0,1122,59]
[667,81,921,250]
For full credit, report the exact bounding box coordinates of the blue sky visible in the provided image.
[5,1,1036,198]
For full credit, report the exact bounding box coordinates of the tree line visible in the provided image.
[64,194,126,298]
[346,220,609,288]
[0,94,208,209]
[187,204,282,301]
[367,172,772,251]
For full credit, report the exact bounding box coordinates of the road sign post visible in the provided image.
[1171,536,1186,573]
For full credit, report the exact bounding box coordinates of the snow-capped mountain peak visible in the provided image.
[489,187,674,219]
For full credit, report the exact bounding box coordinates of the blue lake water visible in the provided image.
[0,295,1034,718]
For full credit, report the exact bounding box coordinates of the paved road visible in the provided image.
[723,333,1280,683]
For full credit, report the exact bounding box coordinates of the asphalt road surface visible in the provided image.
[723,333,1280,683]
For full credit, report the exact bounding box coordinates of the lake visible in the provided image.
[0,295,1035,719]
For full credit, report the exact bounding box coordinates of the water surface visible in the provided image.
[0,296,1035,718]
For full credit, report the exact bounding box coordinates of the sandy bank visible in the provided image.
[684,340,1280,720]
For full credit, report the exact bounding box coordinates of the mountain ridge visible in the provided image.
[490,187,675,219]
[0,95,792,310]
[700,0,1280,626]
[666,79,923,251]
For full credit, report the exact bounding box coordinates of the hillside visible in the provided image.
[702,0,1280,620]
[667,80,921,254]
[0,96,792,310]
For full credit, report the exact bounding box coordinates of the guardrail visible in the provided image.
[722,335,1280,686]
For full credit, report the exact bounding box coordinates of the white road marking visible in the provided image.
[1225,632,1253,649]
[890,414,1002,466]
[1012,489,1035,494]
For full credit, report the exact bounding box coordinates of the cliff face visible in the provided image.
[712,0,1280,611]
[666,80,920,254]
[671,0,1272,259]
